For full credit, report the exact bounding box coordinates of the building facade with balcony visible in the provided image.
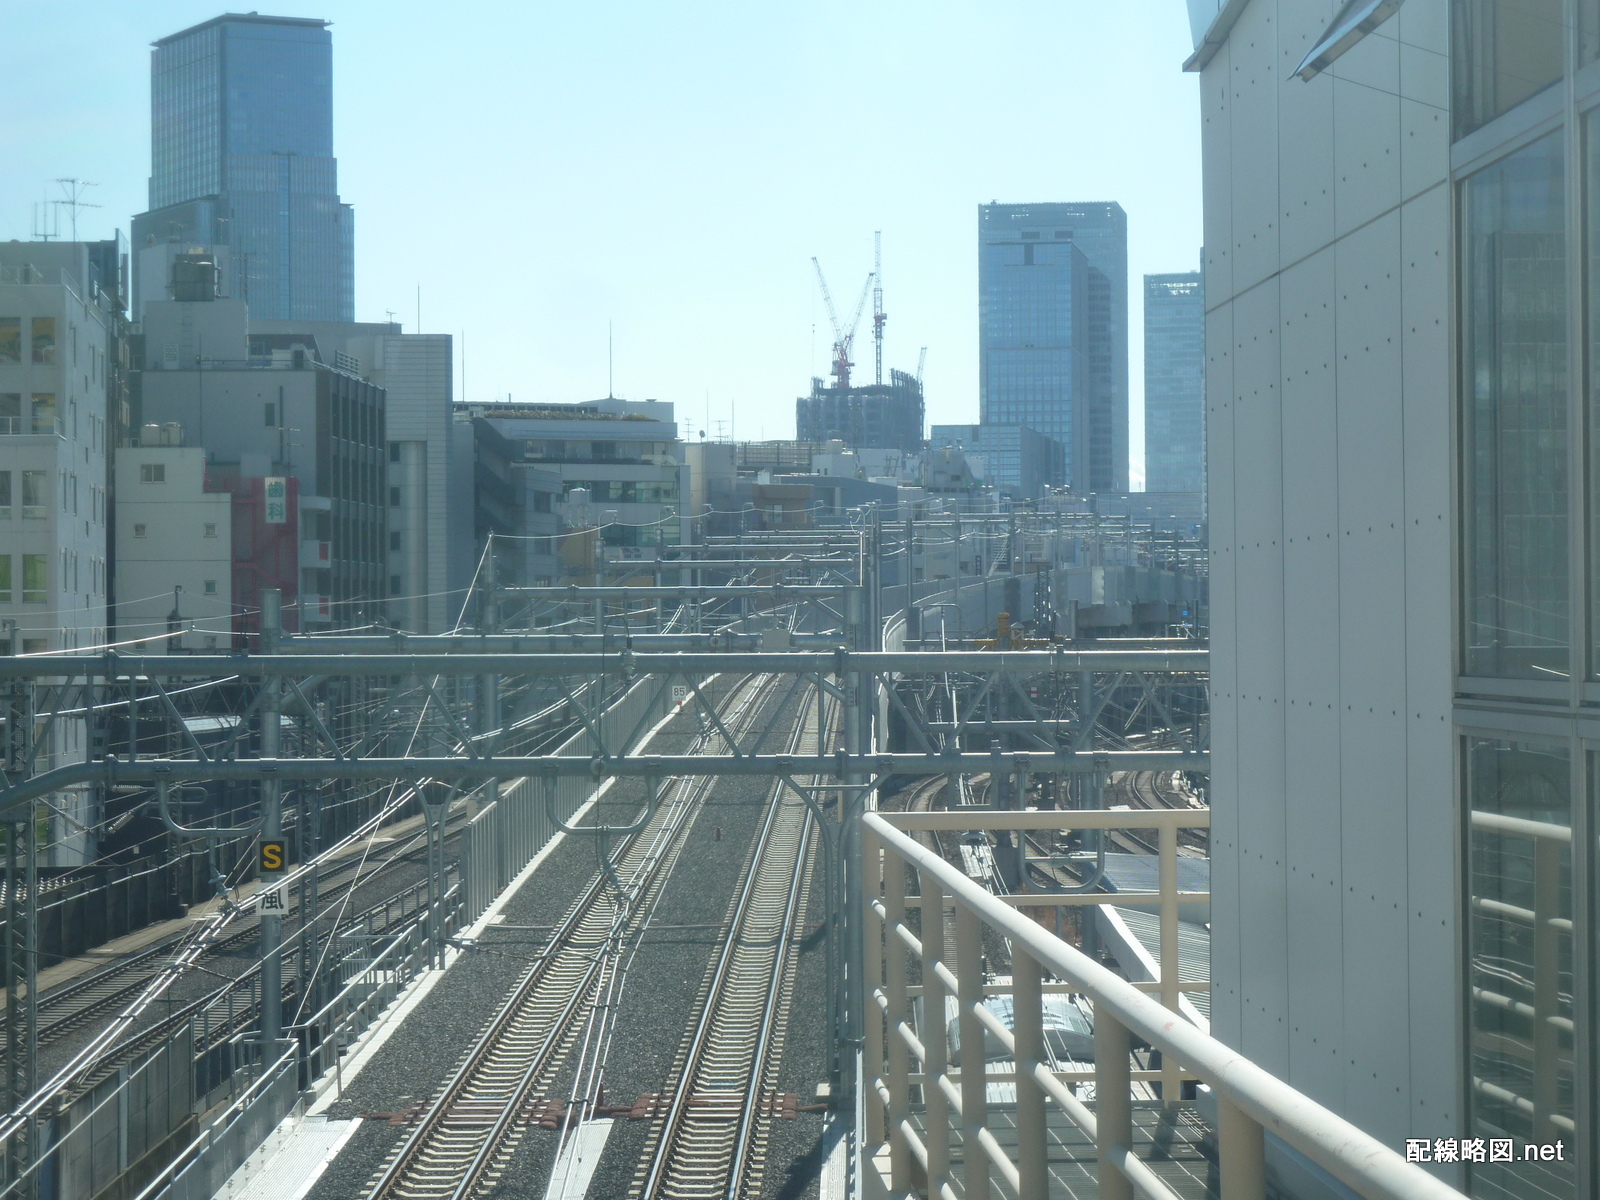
[1194,0,1597,1193]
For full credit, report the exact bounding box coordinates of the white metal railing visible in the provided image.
[861,809,1465,1200]
[1467,809,1575,1144]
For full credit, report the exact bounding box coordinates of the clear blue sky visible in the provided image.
[1,2,1200,486]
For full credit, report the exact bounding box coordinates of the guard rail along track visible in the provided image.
[631,685,834,1199]
[364,673,778,1200]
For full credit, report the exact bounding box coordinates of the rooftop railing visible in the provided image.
[861,808,1464,1200]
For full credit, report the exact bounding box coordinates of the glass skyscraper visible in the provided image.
[1142,270,1204,493]
[978,202,1127,493]
[131,14,353,322]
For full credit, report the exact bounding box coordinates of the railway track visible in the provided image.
[33,809,469,1051]
[363,673,778,1200]
[629,684,830,1199]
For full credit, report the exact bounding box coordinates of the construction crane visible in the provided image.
[873,231,887,387]
[812,257,873,392]
[916,346,928,388]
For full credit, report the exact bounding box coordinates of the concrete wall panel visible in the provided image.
[1228,3,1283,292]
[1333,76,1402,236]
[1399,183,1458,1138]
[1202,0,1457,1151]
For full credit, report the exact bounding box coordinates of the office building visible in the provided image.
[113,440,236,653]
[1142,269,1205,494]
[929,423,1062,501]
[463,398,686,572]
[0,240,126,864]
[134,268,385,631]
[251,320,466,632]
[1192,0,1597,1193]
[979,201,1127,492]
[794,370,925,454]
[131,13,354,323]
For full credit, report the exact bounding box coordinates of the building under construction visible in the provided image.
[795,369,924,454]
[797,234,926,455]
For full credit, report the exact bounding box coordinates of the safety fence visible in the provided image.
[861,808,1464,1200]
[463,671,671,924]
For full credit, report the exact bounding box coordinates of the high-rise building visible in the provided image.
[130,13,354,323]
[1192,0,1599,1193]
[928,423,1062,501]
[0,240,128,864]
[979,202,1128,492]
[1142,269,1204,494]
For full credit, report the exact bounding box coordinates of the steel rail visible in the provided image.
[633,692,828,1199]
[363,675,776,1200]
[34,812,467,1050]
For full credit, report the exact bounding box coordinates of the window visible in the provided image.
[389,531,401,552]
[1462,133,1568,679]
[264,402,276,426]
[389,486,400,506]
[0,318,18,364]
[1454,0,1565,138]
[132,523,146,538]
[30,317,54,365]
[0,557,10,603]
[390,575,402,595]
[203,580,217,596]
[0,471,9,516]
[21,555,46,603]
[0,395,18,435]
[140,463,166,483]
[30,394,56,435]
[20,471,45,519]
[1465,739,1575,1199]
[389,442,400,463]
[204,522,218,538]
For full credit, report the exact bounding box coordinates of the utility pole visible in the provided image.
[258,590,285,1050]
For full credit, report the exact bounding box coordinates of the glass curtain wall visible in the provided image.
[1461,133,1568,680]
[1453,0,1566,138]
[1453,8,1600,1197]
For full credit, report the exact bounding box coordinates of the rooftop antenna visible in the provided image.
[608,321,614,400]
[872,230,886,386]
[53,179,100,242]
[31,201,58,241]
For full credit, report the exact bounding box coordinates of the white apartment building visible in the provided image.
[0,242,118,865]
[114,442,233,652]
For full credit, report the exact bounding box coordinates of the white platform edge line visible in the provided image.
[282,1118,360,1200]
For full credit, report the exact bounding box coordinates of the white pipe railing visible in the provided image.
[861,809,1465,1200]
